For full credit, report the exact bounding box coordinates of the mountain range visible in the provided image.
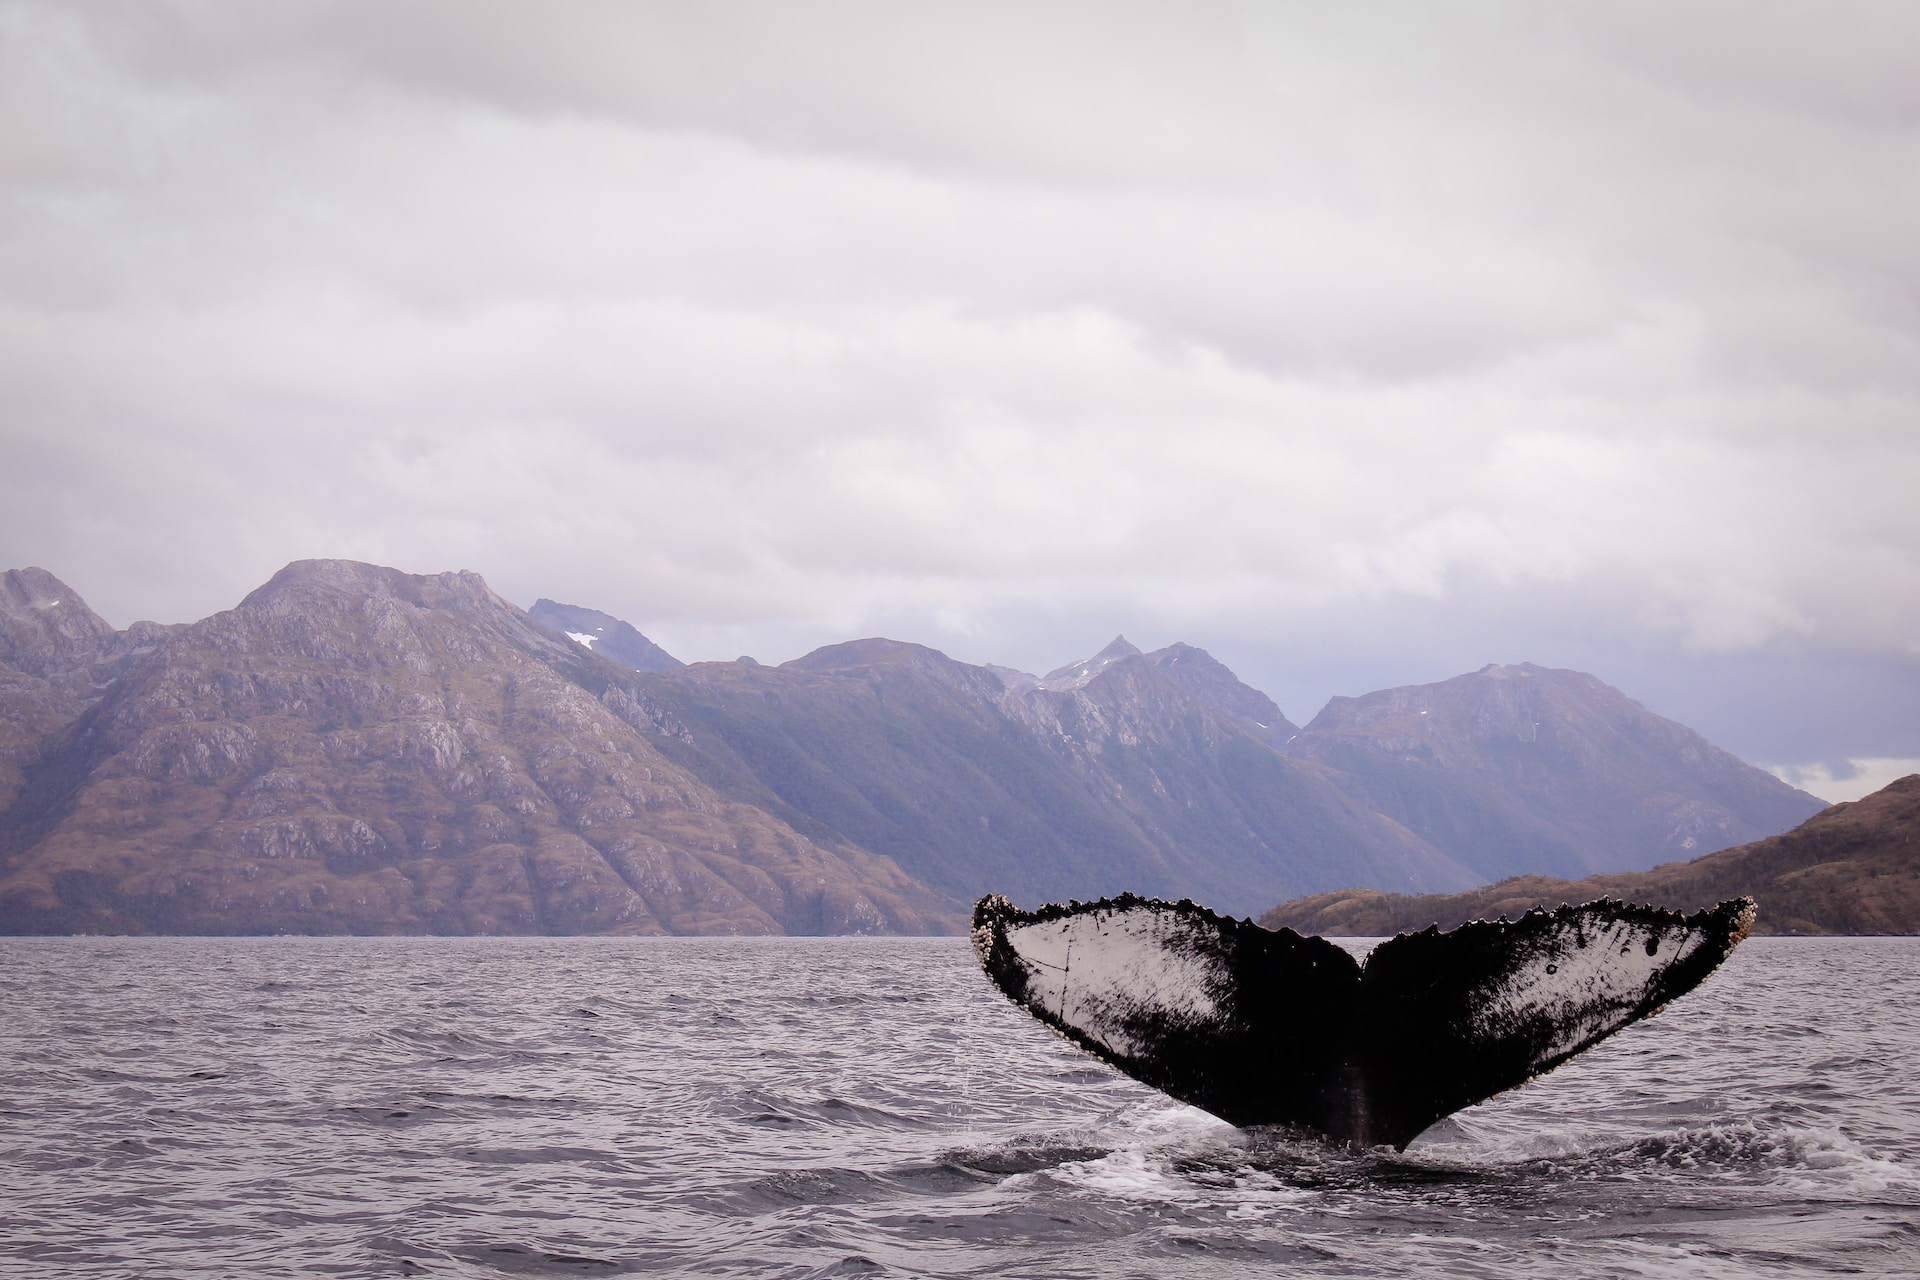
[0,563,944,936]
[0,560,1826,934]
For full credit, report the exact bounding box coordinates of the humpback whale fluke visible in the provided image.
[972,892,1756,1150]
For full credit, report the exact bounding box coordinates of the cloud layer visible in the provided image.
[4,2,1917,786]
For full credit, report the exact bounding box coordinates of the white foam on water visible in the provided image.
[1044,1139,1321,1212]
[1407,1106,1608,1165]
[1417,1111,1920,1205]
[1046,1144,1182,1198]
[1722,1122,1920,1198]
[1130,1100,1233,1142]
[1041,1099,1359,1215]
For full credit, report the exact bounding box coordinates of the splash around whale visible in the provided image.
[972,892,1756,1150]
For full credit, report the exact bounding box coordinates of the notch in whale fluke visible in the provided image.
[972,891,1755,1150]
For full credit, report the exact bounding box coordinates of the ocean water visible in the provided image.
[1,935,1916,1279]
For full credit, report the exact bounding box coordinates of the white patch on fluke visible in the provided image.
[1003,908,1227,1058]
[1472,916,1706,1063]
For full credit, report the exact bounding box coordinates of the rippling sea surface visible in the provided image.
[3,936,1917,1278]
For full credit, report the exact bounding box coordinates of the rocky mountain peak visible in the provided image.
[1138,643,1299,742]
[242,559,500,615]
[783,638,1011,704]
[984,664,1040,696]
[787,637,955,673]
[223,560,578,672]
[1290,662,1826,880]
[1010,639,1302,758]
[1306,662,1614,740]
[1038,634,1145,691]
[0,568,120,679]
[527,599,683,673]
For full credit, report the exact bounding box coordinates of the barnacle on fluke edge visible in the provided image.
[973,892,1755,1150]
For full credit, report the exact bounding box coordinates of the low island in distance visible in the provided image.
[1261,773,1920,938]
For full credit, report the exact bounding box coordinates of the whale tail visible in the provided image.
[972,892,1755,1150]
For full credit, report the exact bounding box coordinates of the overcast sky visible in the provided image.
[4,2,1917,799]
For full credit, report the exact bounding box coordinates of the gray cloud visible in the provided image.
[3,1,1917,793]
